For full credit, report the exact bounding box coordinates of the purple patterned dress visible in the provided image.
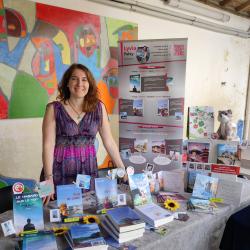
[50,101,102,191]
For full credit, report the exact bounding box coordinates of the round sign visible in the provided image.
[12,182,24,194]
[126,166,135,175]
[116,168,126,178]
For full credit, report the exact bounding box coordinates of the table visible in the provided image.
[1,194,250,250]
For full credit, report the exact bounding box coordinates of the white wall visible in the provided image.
[0,0,249,180]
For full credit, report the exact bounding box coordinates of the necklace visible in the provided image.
[68,100,84,121]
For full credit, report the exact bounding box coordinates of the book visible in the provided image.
[95,178,118,212]
[101,216,144,243]
[69,223,107,250]
[128,173,152,206]
[217,144,240,166]
[187,141,210,163]
[76,174,91,190]
[161,169,185,193]
[135,203,174,228]
[106,206,145,233]
[156,191,187,204]
[13,192,44,235]
[192,174,218,200]
[22,232,58,250]
[56,184,83,219]
[188,106,214,139]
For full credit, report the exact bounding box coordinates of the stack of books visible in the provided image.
[101,206,145,243]
[65,223,107,250]
[128,173,174,228]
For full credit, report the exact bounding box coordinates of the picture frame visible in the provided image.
[49,209,61,223]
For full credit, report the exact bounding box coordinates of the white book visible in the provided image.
[135,203,174,228]
[216,179,243,206]
[211,172,237,181]
[101,216,144,243]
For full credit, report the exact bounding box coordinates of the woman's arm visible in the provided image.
[98,103,125,169]
[42,103,56,203]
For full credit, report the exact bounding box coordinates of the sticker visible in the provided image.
[12,182,24,194]
[117,168,126,178]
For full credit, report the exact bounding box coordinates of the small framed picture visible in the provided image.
[204,163,211,172]
[117,193,127,206]
[50,209,61,222]
[1,220,15,236]
[196,163,204,170]
[145,163,155,172]
[188,162,196,170]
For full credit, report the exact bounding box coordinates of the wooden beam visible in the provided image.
[219,0,232,6]
[235,0,250,12]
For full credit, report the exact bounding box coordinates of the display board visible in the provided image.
[118,39,187,171]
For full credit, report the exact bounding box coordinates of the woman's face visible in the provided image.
[68,69,90,99]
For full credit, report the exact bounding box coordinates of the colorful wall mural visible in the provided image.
[0,0,138,168]
[0,0,137,119]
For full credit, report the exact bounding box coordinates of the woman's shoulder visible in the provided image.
[46,100,62,109]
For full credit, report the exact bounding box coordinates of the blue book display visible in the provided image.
[22,232,58,250]
[106,206,145,232]
[95,178,118,211]
[56,184,83,219]
[13,192,44,235]
[128,173,152,206]
[192,174,218,200]
[70,223,107,249]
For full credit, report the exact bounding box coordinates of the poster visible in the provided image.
[118,39,187,171]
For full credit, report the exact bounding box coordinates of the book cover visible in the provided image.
[101,216,144,243]
[192,174,218,200]
[56,184,83,219]
[76,174,91,189]
[188,106,214,139]
[135,203,173,227]
[106,206,145,232]
[128,173,152,206]
[13,192,44,235]
[187,141,210,163]
[22,232,58,250]
[70,223,106,249]
[217,144,240,166]
[95,178,118,211]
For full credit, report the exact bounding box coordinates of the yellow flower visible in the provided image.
[83,215,100,224]
[52,226,68,236]
[164,199,180,211]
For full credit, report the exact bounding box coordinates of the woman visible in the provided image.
[42,63,125,204]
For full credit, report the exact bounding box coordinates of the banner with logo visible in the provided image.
[118,39,187,172]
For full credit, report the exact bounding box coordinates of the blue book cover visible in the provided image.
[192,174,218,199]
[56,184,83,218]
[22,232,58,250]
[217,144,239,165]
[106,206,143,227]
[128,173,152,206]
[70,223,106,248]
[13,192,44,235]
[95,178,118,211]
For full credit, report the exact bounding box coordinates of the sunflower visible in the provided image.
[52,226,68,236]
[83,215,100,224]
[164,199,180,211]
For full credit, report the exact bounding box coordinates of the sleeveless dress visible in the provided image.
[51,101,102,191]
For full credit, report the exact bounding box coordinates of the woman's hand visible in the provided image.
[42,177,55,205]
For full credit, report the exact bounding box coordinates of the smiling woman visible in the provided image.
[40,64,126,205]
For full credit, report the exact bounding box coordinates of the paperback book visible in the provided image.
[22,232,58,250]
[187,141,210,163]
[56,184,83,220]
[192,174,218,200]
[68,223,107,250]
[188,106,214,139]
[135,203,174,228]
[13,192,44,235]
[128,173,152,206]
[95,178,118,212]
[217,144,240,166]
[106,206,145,233]
[101,216,145,244]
